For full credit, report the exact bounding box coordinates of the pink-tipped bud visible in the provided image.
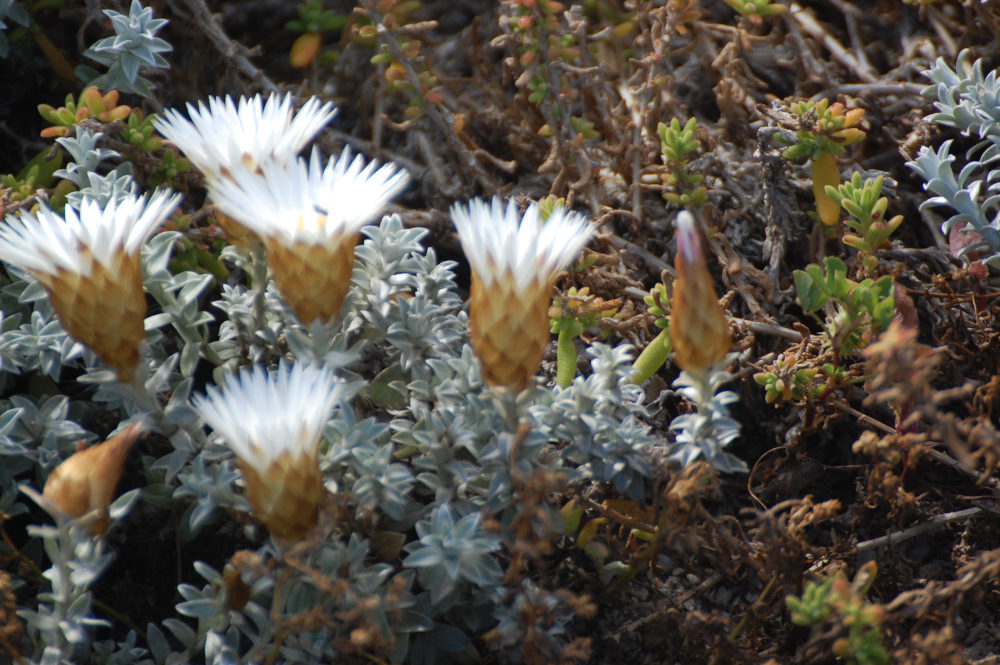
[669,211,731,373]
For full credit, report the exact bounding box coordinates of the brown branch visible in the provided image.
[360,0,499,194]
[787,3,879,84]
[856,507,983,554]
[885,547,1000,620]
[169,0,278,92]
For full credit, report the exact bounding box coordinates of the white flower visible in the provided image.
[208,147,409,245]
[0,190,181,379]
[449,197,594,390]
[0,189,181,276]
[450,197,594,293]
[192,362,342,476]
[154,93,336,179]
[193,362,347,541]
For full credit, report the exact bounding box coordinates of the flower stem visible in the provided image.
[250,241,270,335]
[690,368,712,415]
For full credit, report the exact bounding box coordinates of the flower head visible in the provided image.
[669,211,731,373]
[156,93,336,247]
[154,93,336,180]
[450,197,594,390]
[192,362,345,541]
[0,190,180,276]
[0,190,181,378]
[211,148,408,244]
[209,148,409,324]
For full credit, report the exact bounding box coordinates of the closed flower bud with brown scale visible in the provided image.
[43,421,144,534]
[669,211,731,373]
[451,197,594,391]
[0,190,182,380]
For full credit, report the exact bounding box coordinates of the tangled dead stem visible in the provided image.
[3,0,1000,663]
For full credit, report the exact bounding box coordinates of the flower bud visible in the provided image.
[669,211,731,373]
[43,421,144,534]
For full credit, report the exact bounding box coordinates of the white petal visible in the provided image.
[0,190,181,277]
[155,93,337,179]
[192,362,345,475]
[208,147,409,245]
[450,197,594,292]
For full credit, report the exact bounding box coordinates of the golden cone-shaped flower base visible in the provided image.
[239,450,324,542]
[670,250,730,373]
[34,249,146,381]
[265,234,358,325]
[214,210,258,248]
[43,421,144,534]
[469,272,551,391]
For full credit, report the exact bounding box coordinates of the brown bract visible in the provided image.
[42,421,144,534]
[265,233,359,326]
[34,248,146,381]
[213,209,258,248]
[238,448,324,542]
[469,270,552,391]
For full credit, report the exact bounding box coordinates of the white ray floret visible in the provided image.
[154,93,336,179]
[192,362,343,476]
[208,147,410,244]
[0,189,182,276]
[450,197,594,292]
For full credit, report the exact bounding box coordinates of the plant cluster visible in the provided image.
[825,173,904,274]
[2,1,1000,664]
[657,117,707,207]
[786,562,889,665]
[775,98,867,228]
[76,0,172,99]
[794,256,894,361]
[908,50,1000,270]
[0,73,718,662]
[286,0,348,69]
